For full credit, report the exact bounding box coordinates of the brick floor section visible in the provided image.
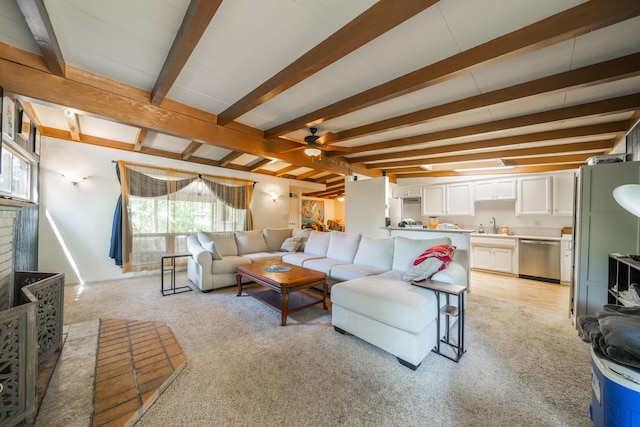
[92,319,186,427]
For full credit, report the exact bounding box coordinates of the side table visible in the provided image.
[411,279,467,362]
[161,253,193,296]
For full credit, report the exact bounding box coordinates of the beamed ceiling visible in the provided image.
[1,0,639,199]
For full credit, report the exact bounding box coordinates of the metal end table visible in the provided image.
[161,253,193,296]
[411,279,467,362]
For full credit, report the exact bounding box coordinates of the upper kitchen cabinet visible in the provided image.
[423,183,474,216]
[446,183,474,215]
[392,186,422,199]
[553,173,575,216]
[475,178,516,201]
[516,175,552,215]
[422,185,445,216]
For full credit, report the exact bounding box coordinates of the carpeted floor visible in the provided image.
[60,273,592,427]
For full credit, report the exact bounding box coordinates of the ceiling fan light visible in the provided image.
[304,147,322,157]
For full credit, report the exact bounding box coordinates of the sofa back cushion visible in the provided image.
[326,231,361,263]
[263,228,293,252]
[292,228,312,251]
[353,236,394,270]
[235,230,268,255]
[304,230,331,256]
[392,236,452,273]
[197,231,238,256]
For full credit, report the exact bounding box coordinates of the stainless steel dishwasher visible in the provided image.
[518,239,561,283]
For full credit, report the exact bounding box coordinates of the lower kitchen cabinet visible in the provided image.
[470,236,517,274]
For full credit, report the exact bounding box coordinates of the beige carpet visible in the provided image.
[60,272,592,426]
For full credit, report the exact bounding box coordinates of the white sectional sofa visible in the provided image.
[186,228,468,369]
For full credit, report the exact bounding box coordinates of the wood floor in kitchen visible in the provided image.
[471,270,571,315]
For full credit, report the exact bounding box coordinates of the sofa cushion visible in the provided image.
[431,250,468,286]
[198,231,238,256]
[242,252,283,263]
[281,252,324,266]
[280,237,302,253]
[304,231,331,256]
[330,264,389,282]
[353,236,394,270]
[302,257,350,276]
[235,230,268,255]
[326,231,361,263]
[263,228,293,252]
[330,276,438,334]
[210,256,252,274]
[392,236,451,273]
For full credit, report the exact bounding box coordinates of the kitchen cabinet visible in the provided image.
[446,183,474,215]
[475,178,516,201]
[423,183,474,216]
[470,236,517,274]
[561,239,572,283]
[392,186,422,199]
[516,175,551,215]
[553,173,575,216]
[422,185,445,216]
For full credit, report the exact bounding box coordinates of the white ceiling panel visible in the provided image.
[78,115,139,142]
[193,144,232,160]
[232,153,259,165]
[45,0,189,90]
[570,16,640,69]
[564,76,640,107]
[143,132,192,153]
[30,103,69,130]
[438,0,582,51]
[0,0,39,53]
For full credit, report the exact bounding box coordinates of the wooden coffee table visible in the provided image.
[236,261,327,326]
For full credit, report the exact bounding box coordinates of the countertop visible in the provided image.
[385,227,474,234]
[470,232,570,241]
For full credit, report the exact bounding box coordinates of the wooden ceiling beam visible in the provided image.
[133,129,148,152]
[248,159,272,172]
[0,56,361,177]
[16,0,65,76]
[216,0,438,126]
[181,140,202,160]
[265,0,640,138]
[373,140,613,169]
[353,121,628,163]
[20,101,42,127]
[327,53,640,143]
[151,0,223,106]
[218,151,244,167]
[275,165,301,177]
[64,110,80,141]
[502,152,603,166]
[295,170,320,180]
[347,95,640,156]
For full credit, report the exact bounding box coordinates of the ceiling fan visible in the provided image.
[282,127,349,157]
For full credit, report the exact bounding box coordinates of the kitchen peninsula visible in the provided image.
[384,227,472,251]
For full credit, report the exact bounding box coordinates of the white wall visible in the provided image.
[345,176,388,237]
[39,138,291,284]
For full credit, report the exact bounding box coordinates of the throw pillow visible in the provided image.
[280,237,302,253]
[203,241,222,260]
[401,258,444,281]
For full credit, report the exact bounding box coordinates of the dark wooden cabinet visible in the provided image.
[608,254,640,306]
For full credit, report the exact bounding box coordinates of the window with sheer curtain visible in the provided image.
[116,161,254,273]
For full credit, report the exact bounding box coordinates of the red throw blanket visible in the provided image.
[413,244,456,272]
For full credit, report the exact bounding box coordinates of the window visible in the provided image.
[0,143,34,201]
[116,161,253,273]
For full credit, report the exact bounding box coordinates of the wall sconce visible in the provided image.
[62,173,86,186]
[270,192,280,202]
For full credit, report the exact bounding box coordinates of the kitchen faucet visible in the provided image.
[490,217,497,234]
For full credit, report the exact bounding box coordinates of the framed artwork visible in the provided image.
[2,95,14,139]
[301,199,324,226]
